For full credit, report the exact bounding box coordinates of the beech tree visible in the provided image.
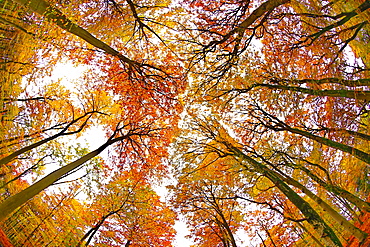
[169,158,245,247]
[226,80,370,100]
[78,172,176,246]
[0,121,170,220]
[1,181,86,246]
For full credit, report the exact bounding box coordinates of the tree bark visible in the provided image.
[291,161,370,213]
[204,0,290,49]
[255,83,370,100]
[225,142,343,247]
[0,123,65,146]
[77,212,114,247]
[325,128,370,141]
[289,78,370,87]
[12,0,135,65]
[254,106,370,165]
[297,222,325,247]
[0,135,126,221]
[307,1,370,42]
[275,170,367,242]
[213,203,238,247]
[285,126,370,166]
[0,112,95,166]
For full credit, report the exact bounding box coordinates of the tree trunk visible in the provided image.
[290,78,370,87]
[207,0,290,47]
[214,208,238,247]
[327,128,370,141]
[308,1,370,41]
[285,126,370,165]
[297,222,325,247]
[276,170,367,242]
[0,125,60,146]
[0,132,67,166]
[0,112,93,166]
[226,143,343,247]
[293,161,370,213]
[11,0,135,65]
[256,83,370,100]
[0,135,125,221]
[77,212,114,247]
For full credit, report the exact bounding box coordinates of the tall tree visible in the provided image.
[169,159,245,247]
[78,172,176,246]
[0,121,167,220]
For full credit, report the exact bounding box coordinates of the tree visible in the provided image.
[1,180,86,246]
[0,110,103,166]
[78,172,176,246]
[227,79,370,100]
[13,0,140,67]
[169,158,245,247]
[244,103,370,166]
[0,121,168,220]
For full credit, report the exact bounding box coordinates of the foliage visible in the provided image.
[0,0,369,246]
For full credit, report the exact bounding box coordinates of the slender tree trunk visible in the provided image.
[262,170,342,247]
[12,0,135,65]
[276,78,370,87]
[214,209,238,247]
[1,155,49,189]
[226,143,343,247]
[297,222,325,247]
[4,97,54,102]
[275,170,367,242]
[255,83,370,100]
[208,0,290,46]
[77,188,134,246]
[308,1,370,41]
[0,16,35,36]
[259,221,277,247]
[0,126,58,146]
[326,128,370,141]
[0,132,67,165]
[0,112,94,166]
[293,162,370,212]
[285,126,370,165]
[77,213,113,247]
[0,135,125,221]
[237,0,290,31]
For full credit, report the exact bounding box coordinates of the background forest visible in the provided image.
[0,0,369,246]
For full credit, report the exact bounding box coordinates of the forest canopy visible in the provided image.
[0,0,369,246]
